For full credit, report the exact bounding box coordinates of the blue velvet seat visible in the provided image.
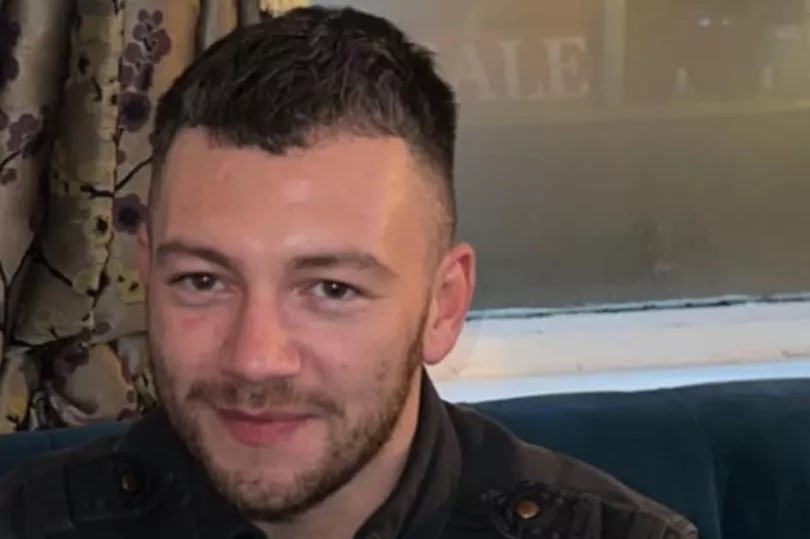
[473,379,810,539]
[2,378,809,539]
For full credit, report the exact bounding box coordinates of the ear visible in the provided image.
[422,242,476,366]
[137,224,151,288]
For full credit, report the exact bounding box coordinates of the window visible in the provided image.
[321,0,810,311]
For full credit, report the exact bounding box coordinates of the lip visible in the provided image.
[215,408,315,447]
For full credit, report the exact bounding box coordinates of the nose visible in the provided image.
[222,291,301,382]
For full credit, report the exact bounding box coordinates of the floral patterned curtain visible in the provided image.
[0,0,308,434]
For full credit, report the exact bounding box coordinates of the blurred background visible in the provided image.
[1,0,810,431]
[325,0,810,309]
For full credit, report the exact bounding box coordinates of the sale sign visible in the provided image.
[416,0,596,104]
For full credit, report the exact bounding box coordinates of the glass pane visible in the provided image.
[319,0,810,309]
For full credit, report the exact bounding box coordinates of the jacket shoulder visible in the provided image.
[0,432,123,538]
[446,403,697,539]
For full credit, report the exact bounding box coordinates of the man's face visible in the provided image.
[142,130,443,519]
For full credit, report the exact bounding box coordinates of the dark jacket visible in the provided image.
[0,374,697,539]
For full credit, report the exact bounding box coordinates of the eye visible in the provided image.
[311,280,360,301]
[169,273,225,293]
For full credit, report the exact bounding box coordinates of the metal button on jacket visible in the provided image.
[515,498,541,520]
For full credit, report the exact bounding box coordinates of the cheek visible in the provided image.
[294,314,413,388]
[150,295,235,379]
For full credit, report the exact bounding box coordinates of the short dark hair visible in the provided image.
[151,6,458,244]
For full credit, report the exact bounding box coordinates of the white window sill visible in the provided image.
[428,298,810,401]
[434,359,810,403]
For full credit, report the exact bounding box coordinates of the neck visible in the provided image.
[255,371,424,539]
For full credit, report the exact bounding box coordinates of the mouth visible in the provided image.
[215,408,316,447]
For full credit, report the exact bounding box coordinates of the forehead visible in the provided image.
[154,129,432,262]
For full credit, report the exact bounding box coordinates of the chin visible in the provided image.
[197,430,302,487]
[214,457,303,495]
[201,439,328,520]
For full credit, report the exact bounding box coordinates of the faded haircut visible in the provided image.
[150,6,458,246]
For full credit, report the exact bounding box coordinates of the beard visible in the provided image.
[149,322,425,522]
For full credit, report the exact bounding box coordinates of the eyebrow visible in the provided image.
[155,240,238,272]
[292,252,397,280]
[154,240,396,279]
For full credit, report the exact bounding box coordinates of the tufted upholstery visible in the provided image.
[2,377,809,539]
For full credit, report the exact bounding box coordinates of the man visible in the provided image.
[0,7,697,539]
